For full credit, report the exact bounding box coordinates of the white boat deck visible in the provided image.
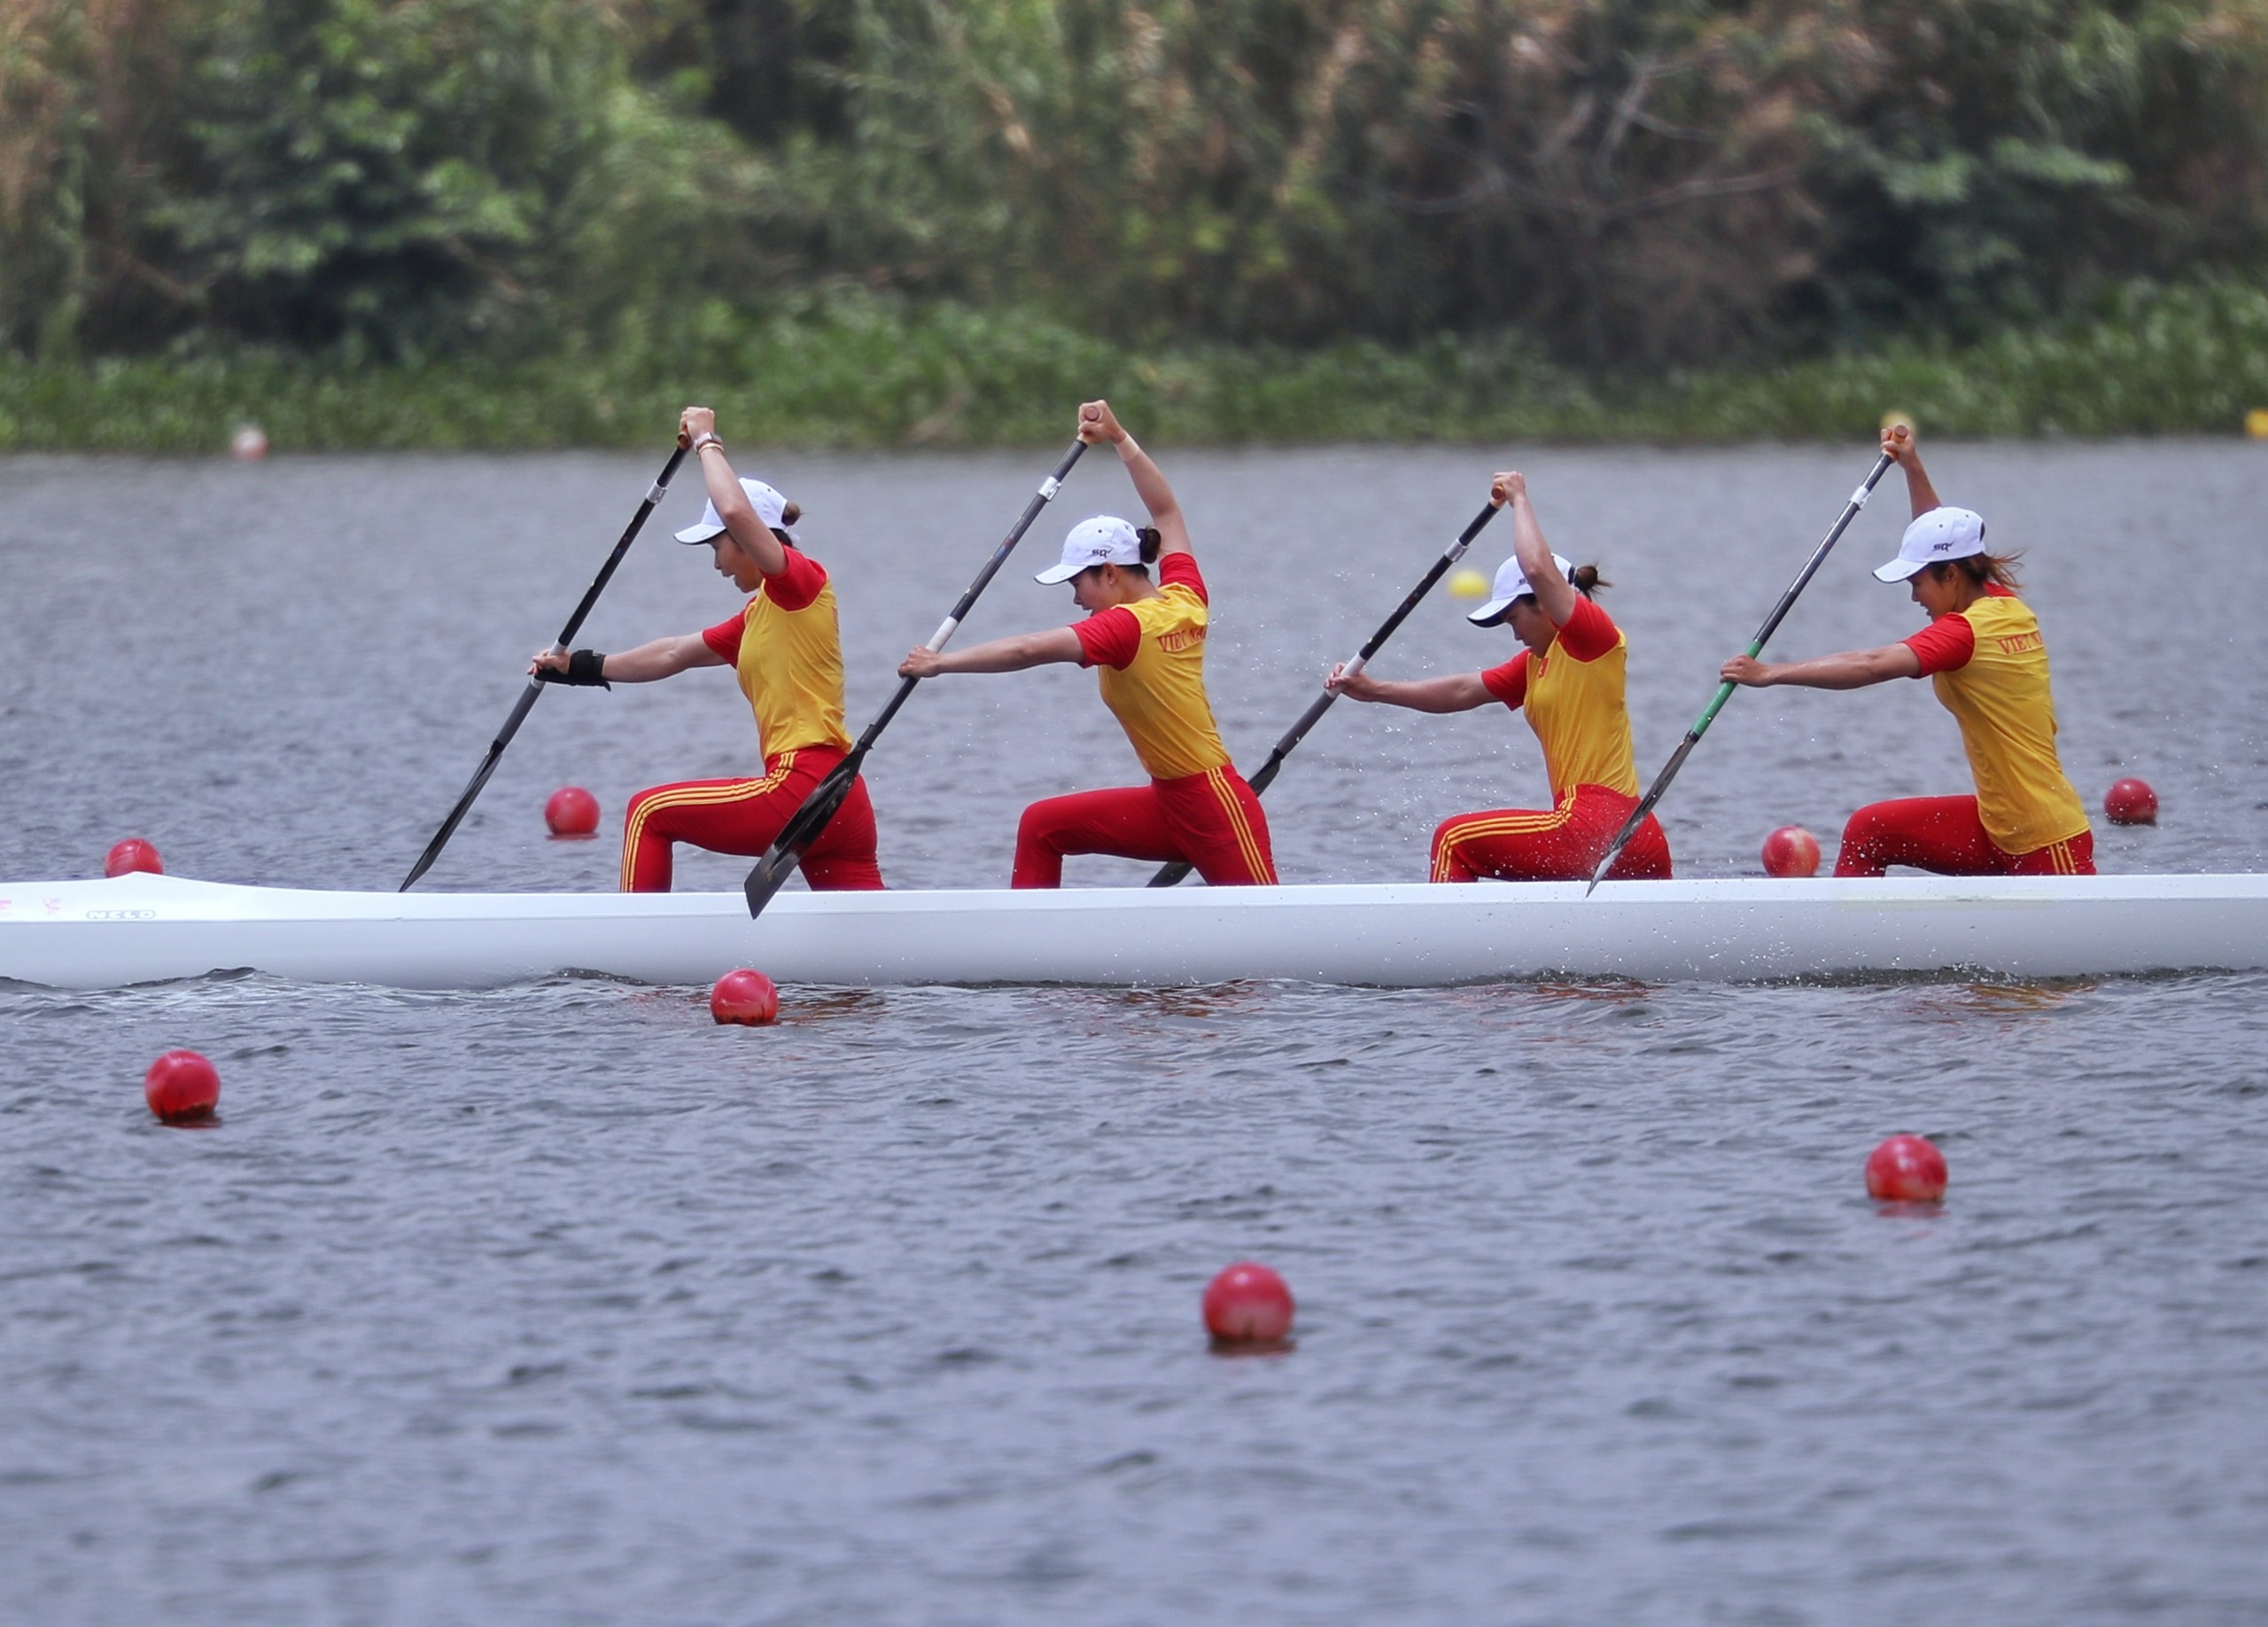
[4,870,2266,990]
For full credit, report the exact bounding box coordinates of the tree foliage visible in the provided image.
[4,0,2266,368]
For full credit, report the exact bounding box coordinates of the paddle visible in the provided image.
[1147,501,1503,888]
[741,439,1088,916]
[1581,449,1896,895]
[399,434,692,891]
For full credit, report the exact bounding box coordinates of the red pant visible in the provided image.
[1834,796,2094,877]
[1430,783,1673,883]
[1014,767,1278,888]
[620,748,883,892]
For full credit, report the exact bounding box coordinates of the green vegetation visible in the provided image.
[6,1,2268,447]
[7,279,2265,451]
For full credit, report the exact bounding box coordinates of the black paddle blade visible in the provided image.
[399,681,544,890]
[400,437,690,891]
[742,765,858,914]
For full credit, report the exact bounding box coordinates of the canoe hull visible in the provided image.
[4,872,2266,990]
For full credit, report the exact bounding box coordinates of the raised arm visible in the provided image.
[532,632,725,684]
[1721,644,1921,691]
[899,627,1086,678]
[1490,470,1575,627]
[1325,664,1495,712]
[1080,400,1190,559]
[682,406,788,576]
[1882,423,1943,518]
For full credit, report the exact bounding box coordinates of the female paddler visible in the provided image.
[532,408,884,892]
[896,401,1277,888]
[1326,471,1672,882]
[1720,425,2093,876]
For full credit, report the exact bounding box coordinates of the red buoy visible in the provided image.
[545,786,601,838]
[1865,1133,1948,1203]
[105,837,163,877]
[2104,777,2158,826]
[711,968,780,1025]
[1202,1261,1295,1347]
[1761,825,1821,878]
[145,1050,221,1125]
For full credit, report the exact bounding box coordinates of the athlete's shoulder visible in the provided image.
[1158,551,1208,604]
[1555,596,1622,663]
[764,546,829,612]
[1481,652,1530,707]
[1074,605,1143,670]
[702,602,757,662]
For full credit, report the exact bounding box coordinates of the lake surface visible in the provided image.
[4,442,2266,1623]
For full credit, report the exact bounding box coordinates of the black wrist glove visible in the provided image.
[539,649,610,688]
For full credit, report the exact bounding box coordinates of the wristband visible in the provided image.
[539,649,610,688]
[693,433,725,456]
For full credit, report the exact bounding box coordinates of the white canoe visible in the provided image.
[3,870,2266,991]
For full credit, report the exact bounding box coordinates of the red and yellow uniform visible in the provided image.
[1013,553,1276,887]
[1430,596,1672,883]
[620,547,883,892]
[1835,584,2093,876]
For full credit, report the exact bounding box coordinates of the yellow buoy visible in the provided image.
[1449,568,1490,599]
[1880,409,1916,437]
[2245,408,2268,440]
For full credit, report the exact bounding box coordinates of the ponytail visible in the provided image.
[1136,525,1161,564]
[1942,549,2022,589]
[1570,563,1608,596]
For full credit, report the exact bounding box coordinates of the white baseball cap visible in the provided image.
[1469,551,1575,626]
[1874,506,1985,581]
[1036,515,1144,584]
[676,477,799,546]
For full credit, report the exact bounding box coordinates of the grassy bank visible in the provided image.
[5,282,2268,455]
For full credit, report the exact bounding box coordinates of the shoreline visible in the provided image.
[6,282,2265,455]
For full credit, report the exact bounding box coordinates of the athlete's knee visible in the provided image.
[1834,805,1893,876]
[1430,820,1475,883]
[1016,798,1079,857]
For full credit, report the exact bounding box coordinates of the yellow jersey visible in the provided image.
[1480,596,1640,800]
[1903,587,2090,854]
[1072,553,1233,782]
[698,547,854,759]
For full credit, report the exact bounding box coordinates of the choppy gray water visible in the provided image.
[4,443,2266,1623]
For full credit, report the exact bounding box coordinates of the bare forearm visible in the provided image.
[1511,492,1575,625]
[603,634,718,682]
[1357,672,1493,712]
[697,445,788,574]
[928,630,1081,674]
[1115,434,1187,554]
[1746,645,1919,690]
[1903,454,1944,518]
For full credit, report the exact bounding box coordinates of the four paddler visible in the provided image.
[1721,425,2093,877]
[1327,471,1673,883]
[505,410,2101,890]
[896,401,1278,888]
[532,408,885,892]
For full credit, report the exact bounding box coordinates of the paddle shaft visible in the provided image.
[742,440,1088,915]
[1147,501,1503,887]
[1582,450,1897,895]
[400,438,691,891]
